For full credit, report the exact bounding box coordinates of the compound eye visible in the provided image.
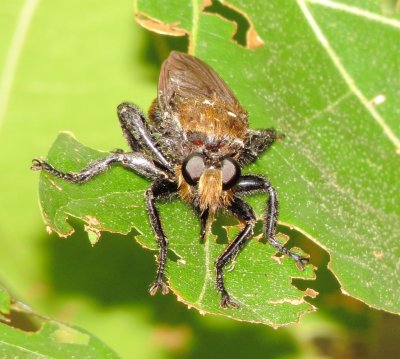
[222,157,241,190]
[182,153,206,186]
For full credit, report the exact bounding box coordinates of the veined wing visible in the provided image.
[158,51,240,114]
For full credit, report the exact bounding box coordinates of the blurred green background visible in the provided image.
[1,0,399,358]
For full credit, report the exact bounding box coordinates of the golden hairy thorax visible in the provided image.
[177,98,248,139]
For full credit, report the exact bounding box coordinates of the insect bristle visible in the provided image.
[197,169,233,214]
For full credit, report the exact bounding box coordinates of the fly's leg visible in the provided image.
[199,208,209,241]
[117,103,173,174]
[216,196,256,308]
[234,175,309,269]
[31,152,166,183]
[146,180,178,296]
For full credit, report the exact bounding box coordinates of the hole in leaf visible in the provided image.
[203,0,248,47]
[0,301,42,333]
[203,0,264,49]
[280,225,374,332]
[213,212,239,244]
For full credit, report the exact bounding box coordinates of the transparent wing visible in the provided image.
[158,51,240,113]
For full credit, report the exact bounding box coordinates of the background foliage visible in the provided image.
[1,0,399,358]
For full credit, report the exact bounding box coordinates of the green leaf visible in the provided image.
[0,288,119,359]
[0,286,11,317]
[38,133,315,326]
[132,0,400,314]
[0,321,120,359]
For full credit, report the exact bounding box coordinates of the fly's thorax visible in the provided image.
[177,98,248,140]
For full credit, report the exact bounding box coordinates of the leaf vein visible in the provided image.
[190,0,200,55]
[0,0,39,130]
[195,237,212,306]
[297,0,400,152]
[0,340,52,359]
[306,0,400,29]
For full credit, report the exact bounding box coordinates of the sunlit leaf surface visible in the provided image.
[135,0,400,314]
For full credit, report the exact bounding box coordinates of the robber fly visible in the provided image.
[32,51,308,308]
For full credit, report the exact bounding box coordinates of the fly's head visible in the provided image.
[176,142,242,214]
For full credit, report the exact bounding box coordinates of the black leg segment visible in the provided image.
[31,152,166,183]
[234,175,309,269]
[117,103,173,173]
[199,208,209,242]
[146,179,178,296]
[216,196,256,308]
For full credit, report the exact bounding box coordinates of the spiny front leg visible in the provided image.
[31,157,119,183]
[234,175,309,269]
[31,152,166,183]
[216,196,256,308]
[146,180,178,296]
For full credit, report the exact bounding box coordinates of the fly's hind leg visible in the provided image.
[234,175,309,269]
[216,196,256,308]
[146,179,178,296]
